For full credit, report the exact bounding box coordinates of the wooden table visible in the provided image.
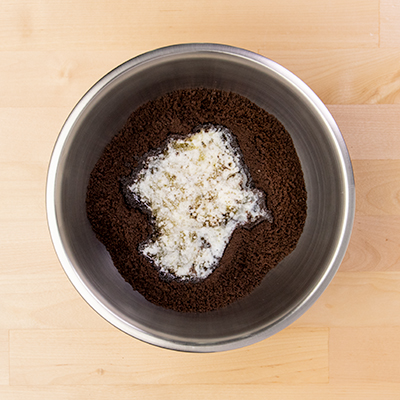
[1,0,400,398]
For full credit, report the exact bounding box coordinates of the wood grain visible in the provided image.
[1,0,400,398]
[0,331,9,385]
[329,105,400,159]
[1,384,400,400]
[341,216,400,271]
[2,181,44,223]
[354,160,400,215]
[0,108,68,163]
[330,327,400,383]
[9,328,328,385]
[265,49,400,105]
[0,258,110,330]
[295,272,400,327]
[2,49,400,109]
[380,0,400,47]
[0,0,378,51]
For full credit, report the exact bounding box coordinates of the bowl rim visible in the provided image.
[46,43,355,352]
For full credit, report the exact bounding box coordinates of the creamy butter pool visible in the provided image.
[126,125,272,280]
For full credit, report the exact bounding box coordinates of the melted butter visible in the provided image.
[127,125,272,280]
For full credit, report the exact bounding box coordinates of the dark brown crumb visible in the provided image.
[86,88,307,313]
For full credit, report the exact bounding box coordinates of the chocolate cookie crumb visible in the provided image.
[86,88,307,313]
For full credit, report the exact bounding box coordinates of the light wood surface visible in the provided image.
[1,0,400,398]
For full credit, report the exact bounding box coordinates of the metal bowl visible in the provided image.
[46,44,355,352]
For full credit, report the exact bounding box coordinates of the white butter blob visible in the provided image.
[126,125,272,280]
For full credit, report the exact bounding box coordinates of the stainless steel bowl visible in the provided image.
[46,44,355,352]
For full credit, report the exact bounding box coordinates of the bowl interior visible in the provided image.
[49,46,353,351]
